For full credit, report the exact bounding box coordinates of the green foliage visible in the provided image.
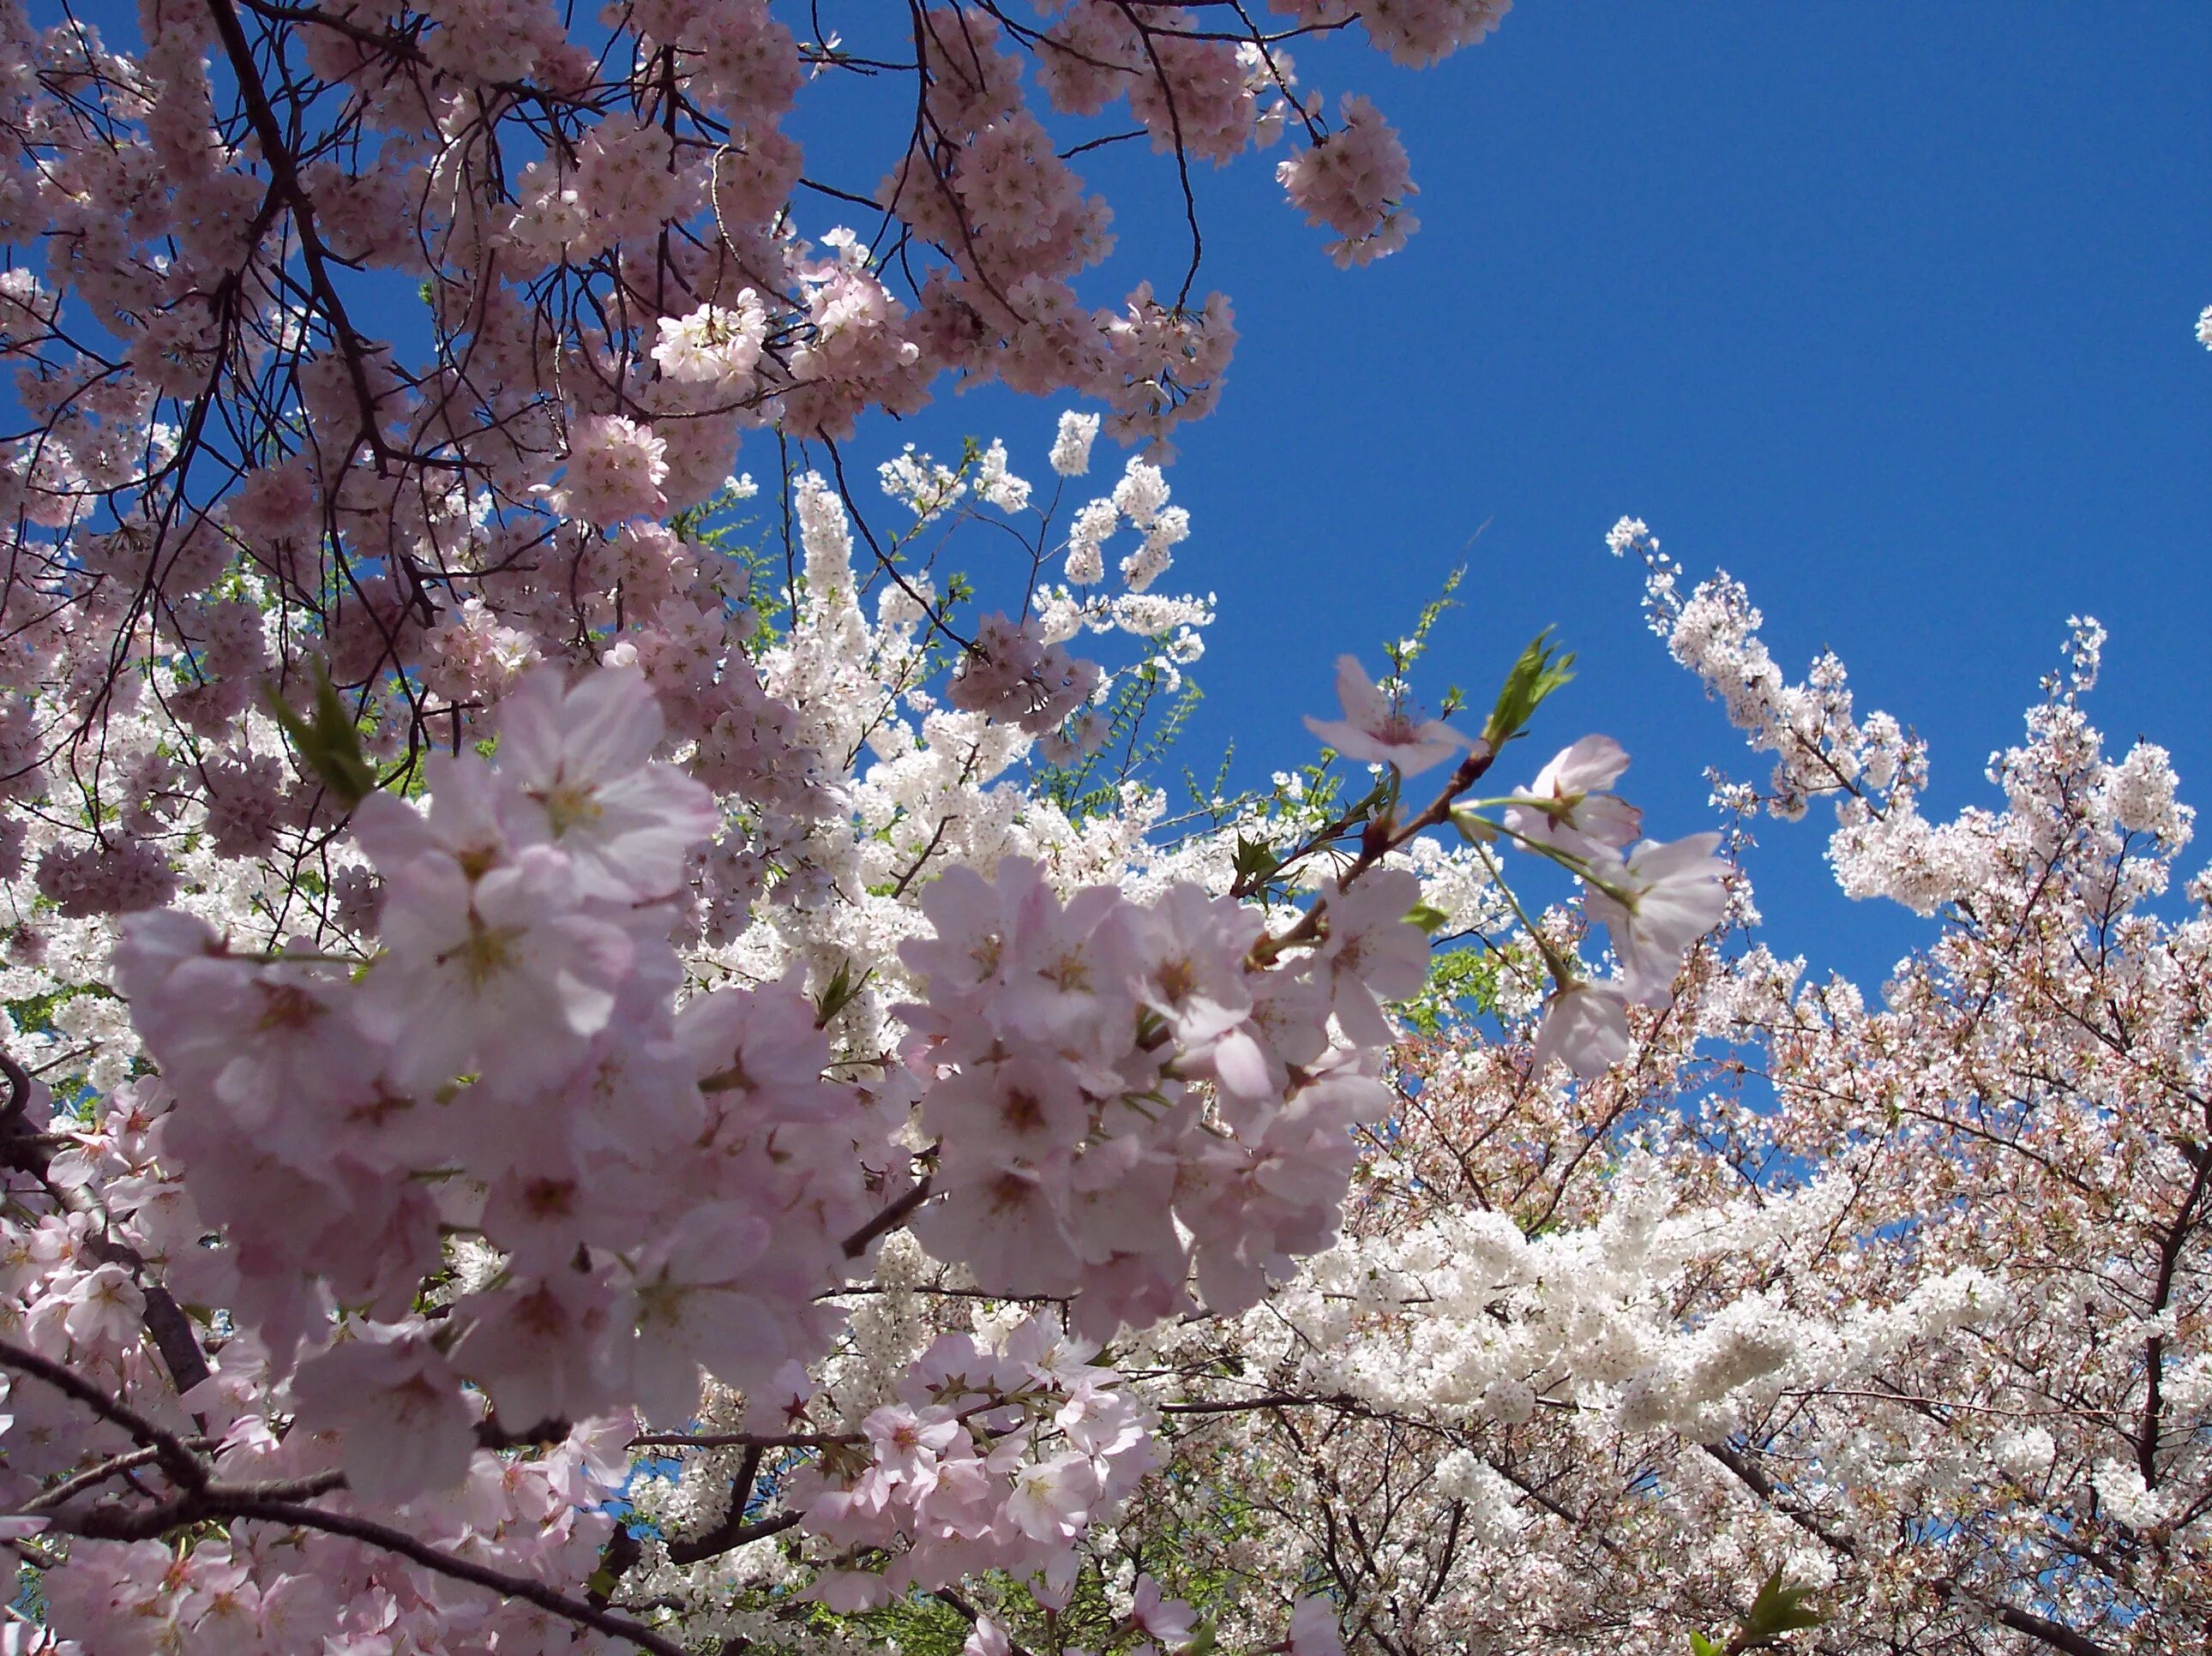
[812,959,873,1028]
[1398,945,1516,1035]
[1689,1569,1825,1655]
[1231,833,1278,889]
[265,658,376,807]
[1740,1570,1824,1645]
[1385,565,1467,717]
[1483,627,1576,751]
[834,1593,975,1656]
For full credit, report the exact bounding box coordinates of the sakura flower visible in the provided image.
[916,1150,1085,1299]
[348,747,508,875]
[177,1553,261,1650]
[60,1263,144,1353]
[1505,734,1643,859]
[288,1335,477,1504]
[963,1618,1013,1656]
[609,1202,781,1421]
[1129,883,1270,1095]
[744,1359,820,1436]
[1049,409,1101,476]
[860,1402,964,1499]
[651,295,769,392]
[1129,1575,1196,1648]
[1530,980,1632,1080]
[924,1053,1090,1175]
[1312,869,1432,1047]
[356,843,637,1096]
[493,664,718,901]
[556,414,669,526]
[452,1270,619,1432]
[999,1448,1097,1543]
[1583,833,1730,1000]
[111,911,378,1140]
[1304,655,1467,777]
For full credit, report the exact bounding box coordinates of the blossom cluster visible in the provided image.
[0,378,1748,1653]
[108,665,890,1488]
[1119,534,2211,1655]
[0,0,1522,955]
[792,1318,1162,1611]
[902,857,1407,1329]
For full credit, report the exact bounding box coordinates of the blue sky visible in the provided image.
[839,2,2212,987]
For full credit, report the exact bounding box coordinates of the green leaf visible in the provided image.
[1740,1569,1824,1646]
[1688,1634,1726,1656]
[1484,627,1576,749]
[265,660,376,807]
[813,959,873,1028]
[1404,902,1451,935]
[1232,834,1277,887]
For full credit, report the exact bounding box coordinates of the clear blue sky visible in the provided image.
[851,2,2212,984]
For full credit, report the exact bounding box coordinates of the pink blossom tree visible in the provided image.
[0,1,2201,1653]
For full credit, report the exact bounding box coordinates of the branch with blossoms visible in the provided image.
[0,0,1496,814]
[0,393,1748,1654]
[1103,519,2212,1656]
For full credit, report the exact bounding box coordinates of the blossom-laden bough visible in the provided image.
[2,351,1723,1654]
[1112,525,2210,1656]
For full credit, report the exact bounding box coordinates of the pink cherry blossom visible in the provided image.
[288,1335,478,1504]
[1583,832,1730,1001]
[1304,655,1469,777]
[1505,734,1644,858]
[1530,980,1632,1080]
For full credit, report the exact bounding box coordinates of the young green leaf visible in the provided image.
[1739,1569,1824,1646]
[1233,835,1278,888]
[1484,627,1576,749]
[265,660,377,807]
[813,960,874,1028]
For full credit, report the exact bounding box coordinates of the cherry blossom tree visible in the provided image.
[1095,529,2209,1656]
[0,0,2199,1650]
[0,6,1692,1648]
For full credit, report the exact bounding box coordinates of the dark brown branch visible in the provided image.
[1698,1440,1859,1558]
[224,1497,688,1656]
[841,1173,935,1259]
[1929,1581,2116,1656]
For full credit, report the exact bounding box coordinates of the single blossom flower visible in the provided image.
[1130,1574,1197,1646]
[1530,980,1632,1080]
[1505,734,1643,858]
[1289,1596,1348,1656]
[494,665,718,902]
[288,1335,477,1505]
[1304,655,1468,777]
[1584,832,1730,1001]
